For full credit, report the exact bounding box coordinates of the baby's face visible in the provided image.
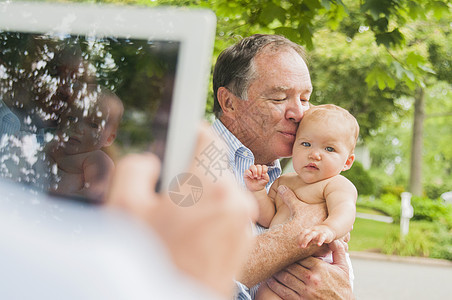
[292,119,353,184]
[58,104,114,155]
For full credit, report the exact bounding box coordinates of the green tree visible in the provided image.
[365,82,452,197]
[308,27,408,137]
[308,1,451,195]
[82,0,452,194]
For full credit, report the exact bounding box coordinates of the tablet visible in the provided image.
[0,2,216,201]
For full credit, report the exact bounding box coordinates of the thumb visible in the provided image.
[277,185,299,216]
[329,240,349,274]
[106,153,161,216]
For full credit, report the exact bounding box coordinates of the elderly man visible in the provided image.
[212,34,353,299]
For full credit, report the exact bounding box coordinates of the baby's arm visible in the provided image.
[299,175,357,248]
[244,164,275,228]
[80,151,115,201]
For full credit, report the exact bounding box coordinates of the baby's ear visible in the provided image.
[342,154,355,171]
[104,132,116,147]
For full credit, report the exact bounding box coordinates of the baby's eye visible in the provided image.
[301,142,311,147]
[325,146,335,152]
[90,122,100,129]
[67,115,77,123]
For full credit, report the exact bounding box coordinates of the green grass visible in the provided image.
[349,218,398,252]
[349,218,452,260]
[352,199,452,260]
[356,206,387,216]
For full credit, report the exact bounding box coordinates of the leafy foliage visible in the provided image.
[359,195,452,260]
[382,225,434,258]
[382,221,452,260]
[365,80,452,195]
[358,194,452,228]
[410,196,452,226]
[357,194,400,220]
[425,183,452,200]
[342,161,375,195]
[308,28,408,137]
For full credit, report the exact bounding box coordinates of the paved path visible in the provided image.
[350,252,452,299]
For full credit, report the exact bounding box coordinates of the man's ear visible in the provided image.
[217,87,237,119]
[342,154,355,171]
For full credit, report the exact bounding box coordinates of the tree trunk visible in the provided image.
[409,87,425,196]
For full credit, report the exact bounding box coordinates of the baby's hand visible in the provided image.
[298,225,336,248]
[244,164,270,192]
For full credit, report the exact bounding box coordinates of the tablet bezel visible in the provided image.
[0,1,216,191]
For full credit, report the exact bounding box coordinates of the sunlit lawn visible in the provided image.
[349,211,398,252]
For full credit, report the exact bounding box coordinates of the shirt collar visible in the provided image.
[212,118,251,167]
[212,118,281,172]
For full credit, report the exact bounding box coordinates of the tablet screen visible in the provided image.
[0,31,178,202]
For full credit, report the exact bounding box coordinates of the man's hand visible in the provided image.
[277,185,327,227]
[239,185,328,287]
[266,240,354,299]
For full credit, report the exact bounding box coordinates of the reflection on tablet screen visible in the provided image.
[0,32,178,202]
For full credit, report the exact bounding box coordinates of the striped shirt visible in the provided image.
[212,119,282,192]
[212,119,281,300]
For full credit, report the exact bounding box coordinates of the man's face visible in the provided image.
[228,47,312,165]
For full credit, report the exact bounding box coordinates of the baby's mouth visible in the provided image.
[305,163,319,170]
[67,136,81,144]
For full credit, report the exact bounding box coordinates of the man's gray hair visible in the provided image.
[212,34,308,118]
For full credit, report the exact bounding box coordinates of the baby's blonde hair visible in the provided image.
[97,89,124,131]
[300,104,359,153]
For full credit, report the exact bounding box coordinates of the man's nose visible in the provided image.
[285,98,305,122]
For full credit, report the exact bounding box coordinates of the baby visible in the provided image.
[245,104,359,299]
[47,88,124,201]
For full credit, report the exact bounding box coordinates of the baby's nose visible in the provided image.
[309,150,321,160]
[72,121,86,134]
